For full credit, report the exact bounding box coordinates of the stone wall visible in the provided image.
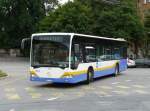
[0,49,21,57]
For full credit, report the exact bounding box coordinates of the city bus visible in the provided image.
[26,33,127,84]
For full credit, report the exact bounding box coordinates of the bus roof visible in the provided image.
[32,33,126,42]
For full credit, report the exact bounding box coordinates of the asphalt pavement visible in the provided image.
[0,57,150,111]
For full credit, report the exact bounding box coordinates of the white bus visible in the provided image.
[25,33,127,84]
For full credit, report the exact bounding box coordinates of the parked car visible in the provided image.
[135,58,150,67]
[127,58,136,68]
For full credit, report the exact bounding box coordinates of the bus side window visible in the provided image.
[71,44,83,69]
[105,48,111,60]
[123,47,127,59]
[85,45,96,62]
[120,47,127,59]
[74,44,83,62]
[112,47,120,60]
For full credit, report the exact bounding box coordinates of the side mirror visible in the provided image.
[21,38,31,50]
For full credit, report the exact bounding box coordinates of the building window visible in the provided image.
[144,0,150,4]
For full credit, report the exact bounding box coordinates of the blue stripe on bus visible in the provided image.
[30,74,87,83]
[119,59,127,72]
[94,67,115,78]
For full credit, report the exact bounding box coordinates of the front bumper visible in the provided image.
[30,74,87,84]
[127,64,136,67]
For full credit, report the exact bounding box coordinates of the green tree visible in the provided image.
[39,1,93,34]
[0,0,45,48]
[39,0,144,54]
[39,0,144,39]
[39,0,145,56]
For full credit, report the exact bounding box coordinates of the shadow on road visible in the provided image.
[34,73,125,89]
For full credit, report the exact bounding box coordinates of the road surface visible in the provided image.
[0,57,150,111]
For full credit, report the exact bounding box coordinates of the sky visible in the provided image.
[59,0,72,4]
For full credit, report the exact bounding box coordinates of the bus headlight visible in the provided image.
[30,69,37,76]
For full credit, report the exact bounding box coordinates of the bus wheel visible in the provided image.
[86,69,94,84]
[114,65,119,77]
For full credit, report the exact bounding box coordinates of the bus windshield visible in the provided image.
[31,35,70,68]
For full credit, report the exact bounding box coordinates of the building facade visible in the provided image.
[127,0,150,59]
[138,0,150,19]
[138,0,150,58]
[143,0,150,9]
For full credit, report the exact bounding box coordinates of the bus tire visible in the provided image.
[86,68,94,84]
[114,64,119,77]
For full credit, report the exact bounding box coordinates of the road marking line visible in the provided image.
[76,92,85,97]
[52,92,64,97]
[104,94,113,97]
[117,85,130,89]
[135,90,149,94]
[100,86,113,90]
[95,92,112,97]
[4,88,16,92]
[25,87,42,99]
[6,93,21,100]
[25,87,35,92]
[9,109,15,111]
[47,97,58,101]
[95,91,109,96]
[82,86,94,90]
[132,85,146,88]
[112,90,129,95]
[0,77,26,87]
[97,101,113,105]
[29,92,42,99]
[125,80,132,82]
[112,82,120,85]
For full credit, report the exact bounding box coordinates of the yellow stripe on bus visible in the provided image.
[62,62,118,77]
[30,61,119,78]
